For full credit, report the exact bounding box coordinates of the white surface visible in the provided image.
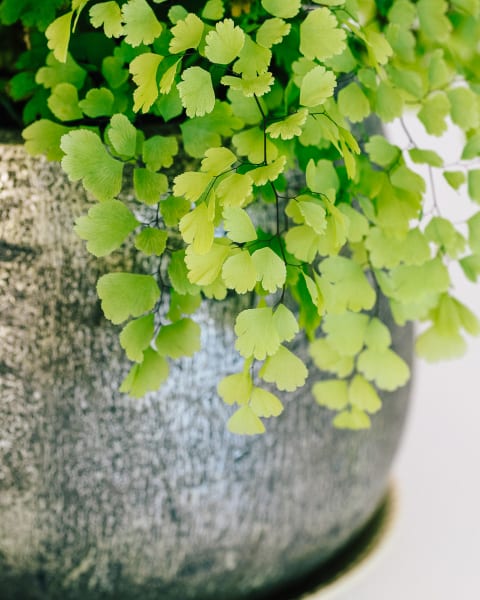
[331,121,480,598]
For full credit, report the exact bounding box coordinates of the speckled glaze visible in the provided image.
[0,136,412,600]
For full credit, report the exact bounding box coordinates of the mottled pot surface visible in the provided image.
[0,136,412,600]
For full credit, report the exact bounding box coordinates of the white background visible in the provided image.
[316,120,480,599]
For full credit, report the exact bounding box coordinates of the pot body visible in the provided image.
[0,138,412,599]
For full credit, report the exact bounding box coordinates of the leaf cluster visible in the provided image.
[2,0,480,434]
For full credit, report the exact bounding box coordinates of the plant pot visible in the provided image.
[0,133,412,600]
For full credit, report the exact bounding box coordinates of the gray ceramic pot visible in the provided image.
[0,135,412,600]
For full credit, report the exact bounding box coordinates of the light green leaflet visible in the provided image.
[97,273,161,324]
[60,129,124,201]
[130,53,162,113]
[205,19,245,64]
[120,348,169,398]
[74,200,139,257]
[178,67,215,117]
[119,314,155,362]
[89,1,123,38]
[121,0,163,46]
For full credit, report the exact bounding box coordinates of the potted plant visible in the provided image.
[0,1,479,598]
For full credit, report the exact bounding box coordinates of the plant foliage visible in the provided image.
[2,0,480,434]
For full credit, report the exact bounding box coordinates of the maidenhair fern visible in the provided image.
[2,0,480,434]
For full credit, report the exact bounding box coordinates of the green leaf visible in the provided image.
[180,203,215,254]
[185,240,231,285]
[256,18,291,48]
[418,92,450,136]
[309,337,354,377]
[425,217,466,257]
[348,375,382,414]
[300,8,346,61]
[366,228,431,268]
[61,130,124,201]
[357,347,410,391]
[306,159,340,194]
[266,109,308,140]
[36,52,87,90]
[102,56,129,89]
[364,27,393,66]
[313,379,349,410]
[223,207,257,243]
[22,119,70,161]
[249,155,287,186]
[322,312,370,356]
[375,81,404,122]
[298,198,327,234]
[447,87,480,131]
[175,171,214,204]
[169,12,204,53]
[120,348,169,397]
[134,168,169,205]
[285,225,321,262]
[364,318,392,351]
[233,35,271,78]
[160,196,191,227]
[251,247,287,293]
[167,290,201,321]
[121,0,163,46]
[201,147,237,175]
[409,148,443,167]
[387,258,450,303]
[261,0,301,18]
[180,101,243,158]
[460,254,480,282]
[48,83,82,121]
[130,52,162,113]
[416,326,467,362]
[217,372,252,406]
[135,228,168,256]
[107,113,138,157]
[119,314,155,362]
[417,0,452,41]
[221,72,274,97]
[168,250,200,295]
[319,256,376,313]
[338,82,370,123]
[204,18,245,64]
[97,273,161,324]
[462,133,480,160]
[79,87,115,117]
[202,0,225,20]
[45,11,73,63]
[443,171,466,190]
[300,65,337,107]
[333,408,371,430]
[250,387,284,418]
[178,66,215,117]
[216,173,253,207]
[89,1,123,38]
[468,170,480,203]
[233,127,278,163]
[227,406,265,435]
[234,307,280,360]
[222,250,257,293]
[142,136,178,171]
[272,304,299,343]
[259,345,308,392]
[74,200,139,257]
[468,211,480,253]
[155,318,201,358]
